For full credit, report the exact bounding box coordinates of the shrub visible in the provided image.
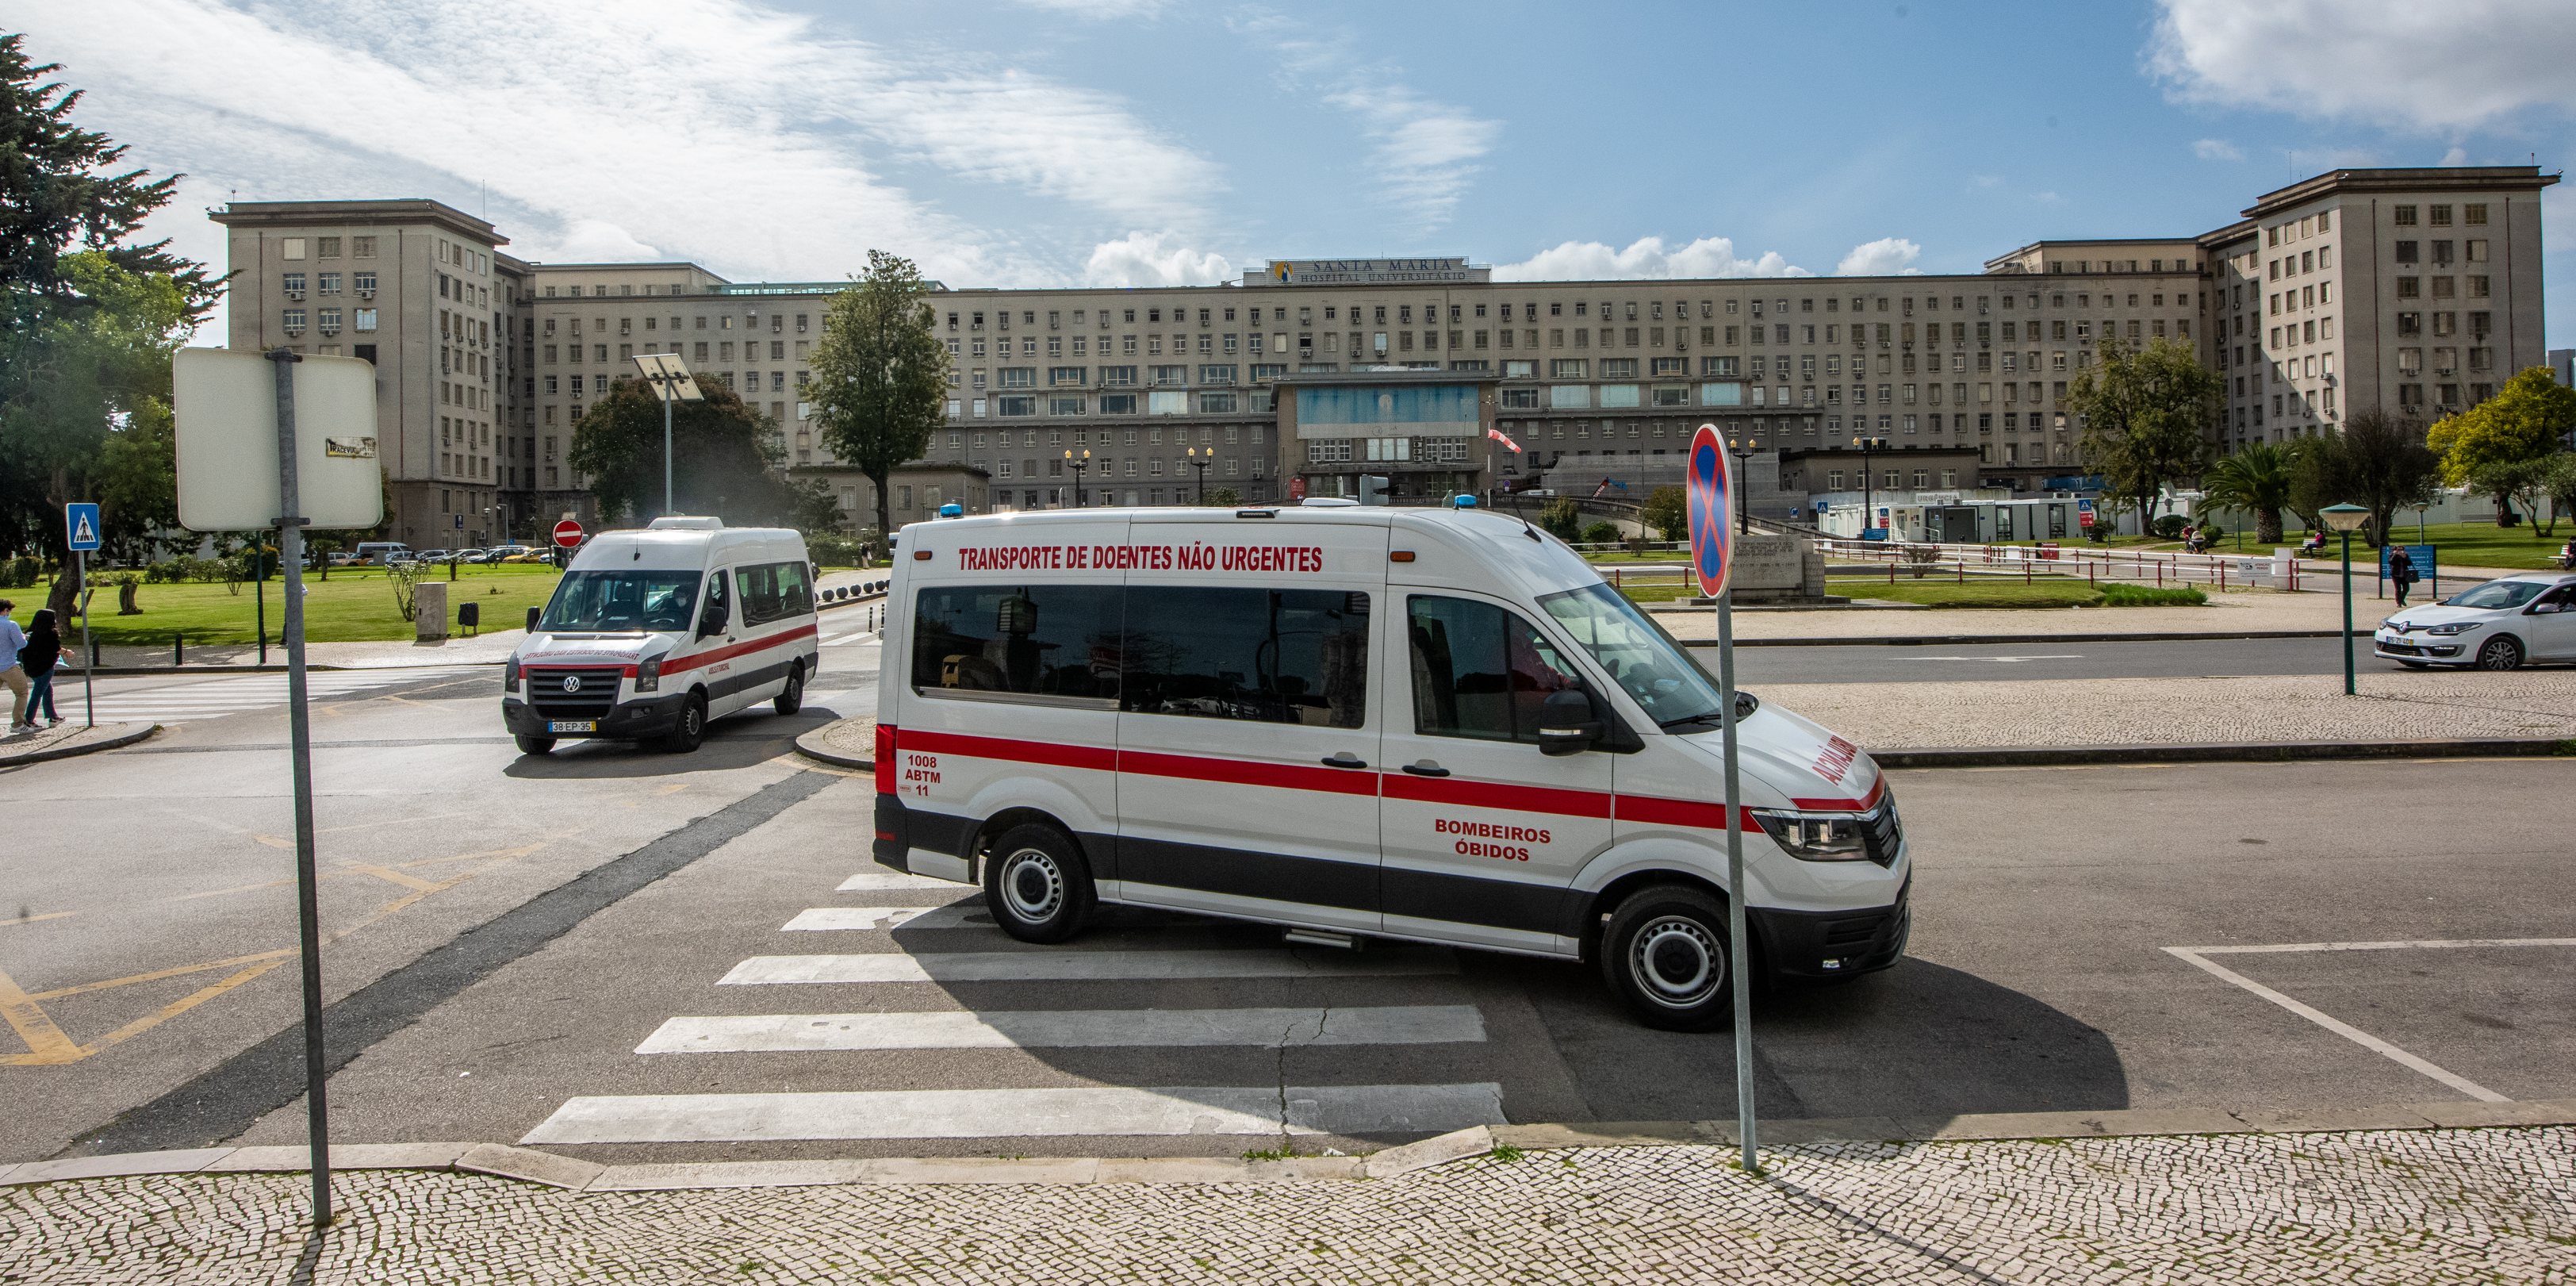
[2100,583,2206,607]
[806,533,863,567]
[0,555,40,589]
[2150,515,2187,539]
[1579,520,1622,545]
[2196,522,2225,543]
[1537,499,1584,541]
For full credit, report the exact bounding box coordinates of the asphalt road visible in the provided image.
[6,631,2570,1165]
[1719,636,2381,685]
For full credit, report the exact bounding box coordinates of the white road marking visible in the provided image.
[636,1005,1486,1053]
[2164,946,2514,1103]
[834,871,965,893]
[521,1082,1506,1144]
[2179,937,2576,955]
[720,949,1458,985]
[818,629,878,647]
[1896,655,2086,663]
[782,905,982,931]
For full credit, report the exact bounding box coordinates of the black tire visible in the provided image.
[982,823,1095,944]
[774,662,806,716]
[661,692,709,753]
[514,734,556,755]
[1600,885,1738,1031]
[2474,635,2524,671]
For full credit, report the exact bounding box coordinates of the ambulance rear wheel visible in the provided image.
[983,823,1094,944]
[774,662,805,716]
[1600,885,1736,1031]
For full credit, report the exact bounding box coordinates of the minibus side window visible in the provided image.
[913,584,1121,701]
[698,570,730,635]
[1406,596,1582,743]
[1121,587,1368,728]
[734,561,812,626]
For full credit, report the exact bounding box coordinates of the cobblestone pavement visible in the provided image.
[6,1128,2571,1284]
[1769,670,2576,749]
[1662,588,2371,642]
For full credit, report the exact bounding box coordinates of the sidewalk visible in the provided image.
[6,1126,2567,1284]
[0,720,154,766]
[1661,585,2398,643]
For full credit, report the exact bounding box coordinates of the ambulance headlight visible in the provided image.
[1751,810,1869,862]
[635,658,662,693]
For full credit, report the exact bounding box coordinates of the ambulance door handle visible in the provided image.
[1320,752,1369,770]
[1401,762,1450,777]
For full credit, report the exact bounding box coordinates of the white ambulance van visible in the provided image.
[504,516,820,755]
[872,503,1909,1029]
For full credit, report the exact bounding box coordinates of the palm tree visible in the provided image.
[2200,441,2295,543]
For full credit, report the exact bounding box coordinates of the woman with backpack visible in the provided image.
[18,607,63,727]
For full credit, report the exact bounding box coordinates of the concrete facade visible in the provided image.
[211,167,2552,537]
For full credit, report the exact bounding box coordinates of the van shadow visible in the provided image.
[1495,954,2130,1126]
[499,708,838,779]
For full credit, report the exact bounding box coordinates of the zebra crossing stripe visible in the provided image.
[782,905,982,931]
[520,1082,1506,1144]
[834,871,964,893]
[635,1004,1486,1053]
[719,949,1458,985]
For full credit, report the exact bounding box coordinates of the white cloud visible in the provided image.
[2441,144,2471,166]
[21,0,1219,292]
[1007,0,1167,15]
[2192,138,2244,162]
[1834,237,1922,277]
[1496,236,1811,282]
[2150,0,2576,132]
[1082,232,1234,287]
[1236,10,1500,232]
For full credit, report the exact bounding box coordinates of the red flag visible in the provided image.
[1485,427,1522,453]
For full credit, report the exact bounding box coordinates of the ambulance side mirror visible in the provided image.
[525,605,542,633]
[1535,687,1604,757]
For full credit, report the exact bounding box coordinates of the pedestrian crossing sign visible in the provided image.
[67,502,102,551]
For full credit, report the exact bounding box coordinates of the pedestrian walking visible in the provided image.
[2388,544,2418,608]
[1,599,30,735]
[20,608,63,727]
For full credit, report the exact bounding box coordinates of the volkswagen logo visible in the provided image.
[561,674,583,693]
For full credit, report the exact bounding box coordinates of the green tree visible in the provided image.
[2543,454,2576,536]
[2426,367,2576,524]
[567,378,815,526]
[2288,410,2440,547]
[809,251,949,540]
[1537,497,1583,541]
[2197,441,2295,544]
[1203,486,1242,507]
[2470,457,2557,537]
[0,35,219,620]
[1639,485,1687,540]
[2065,336,2220,536]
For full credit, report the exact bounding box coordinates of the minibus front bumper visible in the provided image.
[501,693,691,740]
[1749,877,1910,979]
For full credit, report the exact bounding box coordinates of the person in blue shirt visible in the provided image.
[19,608,62,727]
[0,599,29,735]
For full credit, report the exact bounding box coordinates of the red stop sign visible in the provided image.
[552,519,585,548]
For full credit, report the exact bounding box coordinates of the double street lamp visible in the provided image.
[1852,436,1889,538]
[1063,448,1092,508]
[2320,502,2371,696]
[1185,446,1213,505]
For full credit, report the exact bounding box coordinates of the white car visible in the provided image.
[2375,572,2576,670]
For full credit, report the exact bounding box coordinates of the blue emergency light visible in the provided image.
[1451,495,1479,509]
[937,503,964,518]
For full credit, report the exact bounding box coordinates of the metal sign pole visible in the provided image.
[1716,588,1757,1175]
[266,348,332,1229]
[662,387,675,517]
[78,549,94,728]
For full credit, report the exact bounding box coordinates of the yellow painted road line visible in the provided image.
[2,911,76,929]
[0,967,81,1064]
[64,959,293,1062]
[340,861,447,893]
[26,948,298,1002]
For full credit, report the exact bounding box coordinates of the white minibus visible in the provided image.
[871,503,1909,1029]
[504,516,820,754]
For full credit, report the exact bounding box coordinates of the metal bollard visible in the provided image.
[174,633,183,666]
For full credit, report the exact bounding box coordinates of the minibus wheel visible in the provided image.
[513,735,555,755]
[774,663,805,716]
[1600,885,1735,1031]
[983,823,1095,944]
[660,693,708,753]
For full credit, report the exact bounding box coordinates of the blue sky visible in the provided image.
[24,0,2576,342]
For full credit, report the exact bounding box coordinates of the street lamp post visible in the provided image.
[632,353,703,516]
[2321,502,2371,696]
[1064,449,1091,507]
[1727,437,1755,535]
[1185,446,1212,505]
[1852,436,1888,539]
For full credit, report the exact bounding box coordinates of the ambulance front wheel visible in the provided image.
[1600,885,1737,1031]
[983,823,1096,944]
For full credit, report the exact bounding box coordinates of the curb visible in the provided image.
[0,722,157,767]
[1875,736,2576,769]
[792,718,875,772]
[1689,629,2371,648]
[7,1100,2571,1193]
[67,661,505,676]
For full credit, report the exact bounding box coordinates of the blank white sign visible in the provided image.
[174,347,385,532]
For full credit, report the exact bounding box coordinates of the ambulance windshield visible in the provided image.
[539,570,702,634]
[1537,582,1726,728]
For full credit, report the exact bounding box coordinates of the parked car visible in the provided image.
[500,549,553,564]
[417,549,453,563]
[352,541,412,566]
[2375,573,2576,670]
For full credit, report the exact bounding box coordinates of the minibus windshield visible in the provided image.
[1538,582,1727,727]
[539,570,701,633]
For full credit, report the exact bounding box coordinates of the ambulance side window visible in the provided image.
[1121,587,1370,728]
[1408,595,1583,743]
[698,570,730,635]
[734,561,812,625]
[912,583,1122,701]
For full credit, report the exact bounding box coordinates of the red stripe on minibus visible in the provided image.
[1381,773,1613,818]
[663,623,820,675]
[1115,749,1382,798]
[899,729,1118,774]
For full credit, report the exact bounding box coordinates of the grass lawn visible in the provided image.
[1819,577,2207,609]
[25,564,563,646]
[2299,520,2574,574]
